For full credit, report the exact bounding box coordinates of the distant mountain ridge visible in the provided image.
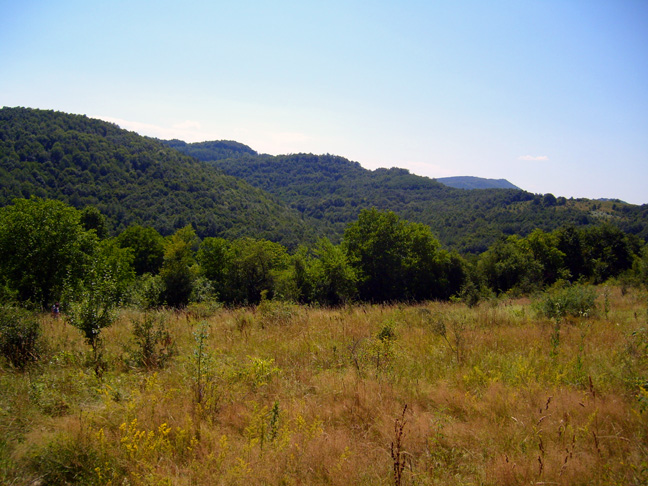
[437,176,521,191]
[165,140,648,252]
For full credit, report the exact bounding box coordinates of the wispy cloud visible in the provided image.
[95,116,209,142]
[518,155,549,162]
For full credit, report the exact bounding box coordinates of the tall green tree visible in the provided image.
[221,238,289,305]
[478,235,542,294]
[80,205,108,239]
[115,225,165,275]
[343,209,452,302]
[197,237,229,294]
[0,197,96,307]
[160,226,199,307]
[311,238,357,306]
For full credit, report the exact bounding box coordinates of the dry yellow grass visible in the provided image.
[1,286,647,485]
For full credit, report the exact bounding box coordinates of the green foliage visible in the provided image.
[478,225,642,295]
[0,107,313,247]
[96,238,136,301]
[582,224,636,283]
[0,306,40,369]
[128,273,164,309]
[0,197,96,307]
[310,238,357,305]
[478,235,543,294]
[160,226,199,308]
[115,224,165,275]
[66,257,121,374]
[220,238,289,305]
[534,283,598,320]
[343,209,458,302]
[196,236,229,294]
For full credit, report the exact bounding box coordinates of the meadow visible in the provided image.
[1,285,647,485]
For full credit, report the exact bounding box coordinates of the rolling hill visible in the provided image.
[166,141,648,252]
[1,107,646,253]
[0,107,315,248]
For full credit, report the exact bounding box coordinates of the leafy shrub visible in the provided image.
[25,431,107,485]
[535,283,597,319]
[128,273,164,309]
[377,322,396,342]
[258,299,296,328]
[185,300,222,320]
[0,306,40,369]
[131,312,175,370]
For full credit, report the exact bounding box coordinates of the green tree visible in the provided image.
[582,224,635,283]
[66,256,121,375]
[343,209,450,302]
[310,238,357,306]
[80,205,108,239]
[478,235,542,294]
[222,238,289,305]
[115,225,165,275]
[555,225,586,281]
[0,197,96,308]
[197,237,229,295]
[522,229,566,286]
[160,226,199,308]
[95,238,136,302]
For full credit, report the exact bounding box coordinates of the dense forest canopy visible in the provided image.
[0,107,314,248]
[2,107,647,254]
[166,140,648,252]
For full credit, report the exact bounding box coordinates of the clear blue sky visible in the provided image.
[2,0,647,204]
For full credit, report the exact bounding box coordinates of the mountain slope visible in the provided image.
[437,176,521,190]
[2,108,645,253]
[167,142,648,252]
[0,107,314,247]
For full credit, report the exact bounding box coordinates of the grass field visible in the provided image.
[1,285,647,485]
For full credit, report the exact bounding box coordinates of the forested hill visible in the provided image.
[0,107,314,247]
[166,141,648,253]
[1,107,646,253]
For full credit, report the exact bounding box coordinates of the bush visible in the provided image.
[128,273,164,309]
[258,299,297,328]
[131,312,175,370]
[0,306,40,369]
[25,431,108,485]
[535,283,597,319]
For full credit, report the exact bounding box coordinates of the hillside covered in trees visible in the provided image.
[168,140,648,252]
[0,107,315,248]
[1,107,648,254]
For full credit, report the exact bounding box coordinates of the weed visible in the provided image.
[0,305,40,369]
[130,311,175,370]
[191,321,213,408]
[391,404,409,486]
[429,311,466,364]
[258,299,296,328]
[535,283,597,320]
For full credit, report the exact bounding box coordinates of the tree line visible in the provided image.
[0,198,646,313]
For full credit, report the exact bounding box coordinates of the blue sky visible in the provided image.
[2,0,647,204]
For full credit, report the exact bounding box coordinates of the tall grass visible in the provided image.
[1,286,647,485]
